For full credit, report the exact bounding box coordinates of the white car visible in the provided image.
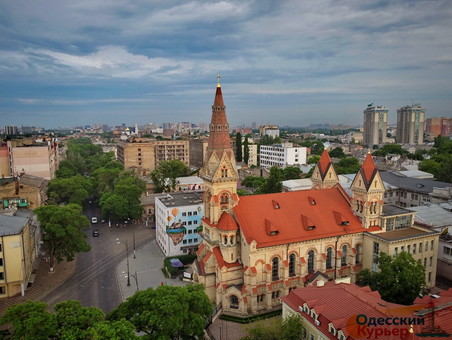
[91,217,98,224]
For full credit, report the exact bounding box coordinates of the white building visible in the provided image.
[259,125,280,138]
[155,192,203,257]
[259,143,307,168]
[241,143,258,167]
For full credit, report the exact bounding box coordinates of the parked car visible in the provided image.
[92,229,99,237]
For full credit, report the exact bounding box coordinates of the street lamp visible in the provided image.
[116,238,130,287]
[132,229,136,259]
[130,271,139,291]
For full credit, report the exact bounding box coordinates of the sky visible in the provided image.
[1,0,452,129]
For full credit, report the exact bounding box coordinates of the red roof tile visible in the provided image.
[318,150,332,177]
[212,247,241,269]
[217,212,238,231]
[234,187,366,248]
[361,153,377,184]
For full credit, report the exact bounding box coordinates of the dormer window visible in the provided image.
[272,200,280,209]
[308,196,316,205]
[328,323,337,336]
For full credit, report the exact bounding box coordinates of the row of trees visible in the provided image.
[0,285,212,339]
[419,135,452,183]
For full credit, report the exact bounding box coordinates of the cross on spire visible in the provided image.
[217,74,221,87]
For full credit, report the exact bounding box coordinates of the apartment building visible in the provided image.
[117,138,189,175]
[425,117,452,138]
[363,104,388,146]
[0,211,39,298]
[259,125,280,138]
[259,143,307,167]
[7,138,58,180]
[155,192,203,257]
[396,104,425,144]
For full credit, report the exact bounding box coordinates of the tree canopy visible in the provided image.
[257,167,283,194]
[329,147,346,159]
[418,135,452,183]
[242,314,304,340]
[108,284,212,339]
[47,175,93,206]
[0,300,137,340]
[334,157,361,175]
[35,204,90,272]
[243,136,250,164]
[372,144,408,157]
[150,159,190,193]
[356,252,426,305]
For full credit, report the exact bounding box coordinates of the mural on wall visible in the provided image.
[166,208,186,246]
[165,206,203,246]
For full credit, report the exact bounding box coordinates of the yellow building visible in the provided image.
[193,79,439,317]
[0,212,39,298]
[117,138,189,175]
[0,174,48,211]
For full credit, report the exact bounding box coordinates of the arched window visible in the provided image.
[356,244,361,264]
[272,257,279,281]
[223,235,227,245]
[308,250,315,273]
[341,245,348,267]
[230,295,239,309]
[220,193,229,205]
[326,247,333,270]
[289,253,296,277]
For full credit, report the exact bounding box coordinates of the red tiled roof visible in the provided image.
[196,242,205,256]
[233,187,366,248]
[318,150,332,178]
[217,212,239,231]
[212,247,241,269]
[361,153,377,184]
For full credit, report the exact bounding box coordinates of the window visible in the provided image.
[193,211,197,216]
[230,295,239,309]
[188,212,192,216]
[0,258,2,266]
[401,246,405,252]
[373,242,379,272]
[444,246,452,256]
[425,241,428,251]
[394,247,398,256]
[188,221,192,226]
[419,242,423,252]
[0,272,4,280]
[428,272,432,282]
[188,239,192,243]
[308,250,315,273]
[431,240,434,251]
[356,244,361,264]
[183,240,187,244]
[271,291,280,299]
[326,247,333,269]
[194,238,198,242]
[182,212,187,216]
[272,257,279,281]
[407,245,411,254]
[429,256,433,267]
[220,193,229,205]
[341,245,348,266]
[413,244,417,254]
[282,252,293,277]
[424,258,427,267]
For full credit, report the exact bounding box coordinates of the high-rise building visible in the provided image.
[363,104,388,146]
[4,126,19,135]
[396,104,425,144]
[425,117,452,138]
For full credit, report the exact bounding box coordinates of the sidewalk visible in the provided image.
[116,239,187,300]
[0,256,76,315]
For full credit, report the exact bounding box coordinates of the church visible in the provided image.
[192,78,439,316]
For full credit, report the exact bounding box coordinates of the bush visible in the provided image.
[163,254,197,277]
[219,310,282,324]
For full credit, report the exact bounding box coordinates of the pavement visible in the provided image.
[116,239,188,300]
[0,256,76,315]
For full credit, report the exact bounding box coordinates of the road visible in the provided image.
[42,203,155,313]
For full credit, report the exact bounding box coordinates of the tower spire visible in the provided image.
[217,74,221,87]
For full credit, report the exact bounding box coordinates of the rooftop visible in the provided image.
[156,191,203,207]
[380,171,452,194]
[409,202,452,228]
[366,226,437,242]
[382,204,414,217]
[0,213,29,236]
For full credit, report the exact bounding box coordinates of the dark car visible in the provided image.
[92,229,99,237]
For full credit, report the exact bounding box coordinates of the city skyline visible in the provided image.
[1,0,452,128]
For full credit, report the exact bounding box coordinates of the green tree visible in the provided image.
[372,144,407,157]
[54,300,104,340]
[86,319,139,340]
[243,136,250,164]
[35,204,90,272]
[237,188,250,196]
[283,166,301,180]
[307,155,320,164]
[242,315,303,340]
[242,176,266,189]
[99,192,130,222]
[334,157,360,175]
[150,160,189,193]
[329,147,346,159]
[108,284,212,339]
[356,252,426,305]
[0,301,57,340]
[47,175,93,205]
[257,167,283,194]
[236,132,243,162]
